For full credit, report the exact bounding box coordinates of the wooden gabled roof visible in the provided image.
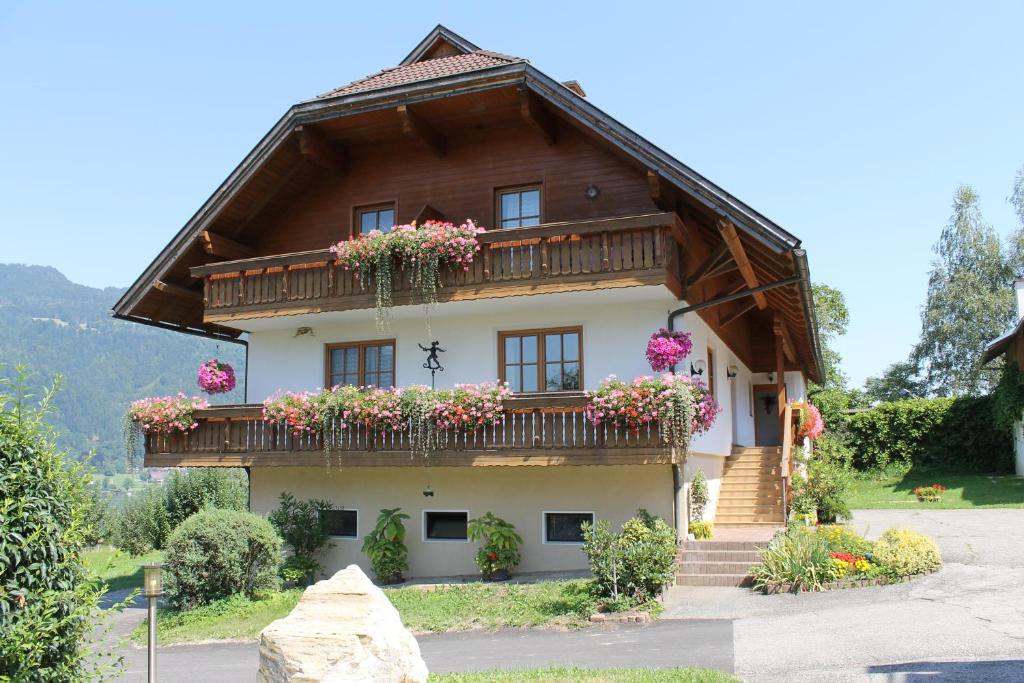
[112,24,824,381]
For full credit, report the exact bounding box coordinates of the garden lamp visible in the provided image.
[141,562,163,683]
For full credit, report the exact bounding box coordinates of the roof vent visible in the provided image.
[562,80,586,97]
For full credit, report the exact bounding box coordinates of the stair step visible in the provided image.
[682,540,762,551]
[724,463,781,471]
[731,446,781,453]
[680,550,761,562]
[717,493,783,501]
[678,561,758,575]
[714,522,783,528]
[720,474,781,483]
[715,515,785,524]
[676,574,753,587]
[719,482,782,490]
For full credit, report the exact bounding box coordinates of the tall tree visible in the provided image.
[810,283,850,389]
[912,186,1016,395]
[863,360,927,403]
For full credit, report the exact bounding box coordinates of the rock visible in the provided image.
[259,565,428,683]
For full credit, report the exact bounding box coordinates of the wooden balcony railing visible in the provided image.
[143,393,677,468]
[190,212,685,323]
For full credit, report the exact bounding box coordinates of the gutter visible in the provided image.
[791,249,825,384]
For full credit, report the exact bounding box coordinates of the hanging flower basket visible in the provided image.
[645,329,693,372]
[197,359,237,394]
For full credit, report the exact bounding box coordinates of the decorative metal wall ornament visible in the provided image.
[418,341,446,389]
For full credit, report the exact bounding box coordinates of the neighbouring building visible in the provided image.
[983,277,1024,476]
[114,26,823,578]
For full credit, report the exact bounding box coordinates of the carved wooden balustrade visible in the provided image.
[190,212,686,323]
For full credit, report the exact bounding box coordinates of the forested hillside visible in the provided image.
[0,264,245,473]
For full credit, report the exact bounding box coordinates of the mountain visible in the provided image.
[0,264,246,474]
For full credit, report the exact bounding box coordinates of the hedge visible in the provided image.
[845,396,1012,472]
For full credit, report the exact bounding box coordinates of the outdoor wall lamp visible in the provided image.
[690,360,707,378]
[422,485,434,498]
[726,365,738,379]
[141,562,163,683]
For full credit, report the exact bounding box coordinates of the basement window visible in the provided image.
[423,511,469,542]
[543,511,594,544]
[320,509,358,538]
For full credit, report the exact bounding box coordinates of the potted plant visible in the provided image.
[467,512,523,581]
[362,507,410,584]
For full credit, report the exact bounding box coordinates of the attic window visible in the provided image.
[357,204,396,235]
[498,187,541,228]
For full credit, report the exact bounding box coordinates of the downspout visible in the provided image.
[672,462,687,540]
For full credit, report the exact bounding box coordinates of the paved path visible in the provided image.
[106,509,1024,681]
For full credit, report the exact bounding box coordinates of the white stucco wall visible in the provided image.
[242,286,756,458]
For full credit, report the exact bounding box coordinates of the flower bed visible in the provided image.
[329,219,485,325]
[913,483,947,502]
[584,374,719,455]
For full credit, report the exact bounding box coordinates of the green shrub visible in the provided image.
[791,458,852,523]
[362,508,410,583]
[164,468,247,529]
[82,485,114,547]
[467,512,523,579]
[582,512,677,607]
[872,528,942,578]
[268,492,334,583]
[689,471,709,521]
[688,521,713,540]
[815,525,872,556]
[847,397,1012,472]
[110,484,171,555]
[163,508,282,611]
[750,527,838,592]
[0,371,115,680]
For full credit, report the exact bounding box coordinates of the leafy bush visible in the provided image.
[814,433,854,468]
[872,528,942,578]
[164,468,247,529]
[82,485,114,547]
[110,484,171,555]
[846,397,1012,473]
[362,508,410,583]
[688,521,713,540]
[268,492,334,583]
[163,508,282,611]
[815,525,872,556]
[0,371,115,680]
[467,512,523,579]
[791,457,852,523]
[750,527,838,592]
[689,471,708,521]
[582,511,677,607]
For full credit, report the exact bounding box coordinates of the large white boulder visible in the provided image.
[258,565,428,683]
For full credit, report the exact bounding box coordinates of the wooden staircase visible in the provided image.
[714,446,786,526]
[675,540,760,586]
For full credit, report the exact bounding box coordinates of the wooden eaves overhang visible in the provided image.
[112,33,824,382]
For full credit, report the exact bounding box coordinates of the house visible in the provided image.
[983,277,1024,476]
[113,25,823,578]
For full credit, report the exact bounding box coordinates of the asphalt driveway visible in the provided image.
[106,508,1024,681]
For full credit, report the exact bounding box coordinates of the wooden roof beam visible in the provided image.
[718,219,768,310]
[397,104,446,158]
[519,88,557,144]
[295,125,348,175]
[773,313,798,364]
[720,299,758,327]
[152,279,202,301]
[200,231,256,260]
[685,243,733,288]
[228,161,308,239]
[647,170,672,211]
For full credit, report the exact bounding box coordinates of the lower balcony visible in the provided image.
[143,393,676,468]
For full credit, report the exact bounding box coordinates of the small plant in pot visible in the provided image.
[467,512,523,581]
[362,507,410,584]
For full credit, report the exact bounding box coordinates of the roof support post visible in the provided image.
[718,219,767,310]
[397,104,446,157]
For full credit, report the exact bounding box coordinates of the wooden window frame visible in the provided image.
[497,325,583,393]
[324,339,397,388]
[494,184,543,229]
[707,347,717,400]
[352,201,398,238]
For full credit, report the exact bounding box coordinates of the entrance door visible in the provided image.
[753,384,782,446]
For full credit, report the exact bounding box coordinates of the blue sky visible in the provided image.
[1,1,1022,387]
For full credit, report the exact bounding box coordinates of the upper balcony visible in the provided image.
[142,392,675,468]
[190,212,685,324]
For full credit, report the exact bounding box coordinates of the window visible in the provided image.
[499,327,582,392]
[707,347,716,399]
[320,509,358,538]
[357,204,396,235]
[544,512,594,544]
[423,511,468,542]
[497,187,541,228]
[325,340,396,388]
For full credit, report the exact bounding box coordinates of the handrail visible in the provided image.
[780,402,794,522]
[189,212,680,278]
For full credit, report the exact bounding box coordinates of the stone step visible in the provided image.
[714,522,783,528]
[730,446,781,454]
[682,540,762,551]
[675,573,753,587]
[720,473,781,483]
[719,481,782,490]
[678,560,759,575]
[715,514,785,524]
[679,550,762,563]
[724,462,781,471]
[716,493,783,503]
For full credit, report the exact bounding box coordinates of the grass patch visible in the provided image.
[849,469,1024,509]
[83,546,165,593]
[131,590,303,645]
[429,667,738,682]
[131,579,609,645]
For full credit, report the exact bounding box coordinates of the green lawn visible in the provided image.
[83,546,165,593]
[849,469,1024,509]
[429,668,737,682]
[132,580,606,645]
